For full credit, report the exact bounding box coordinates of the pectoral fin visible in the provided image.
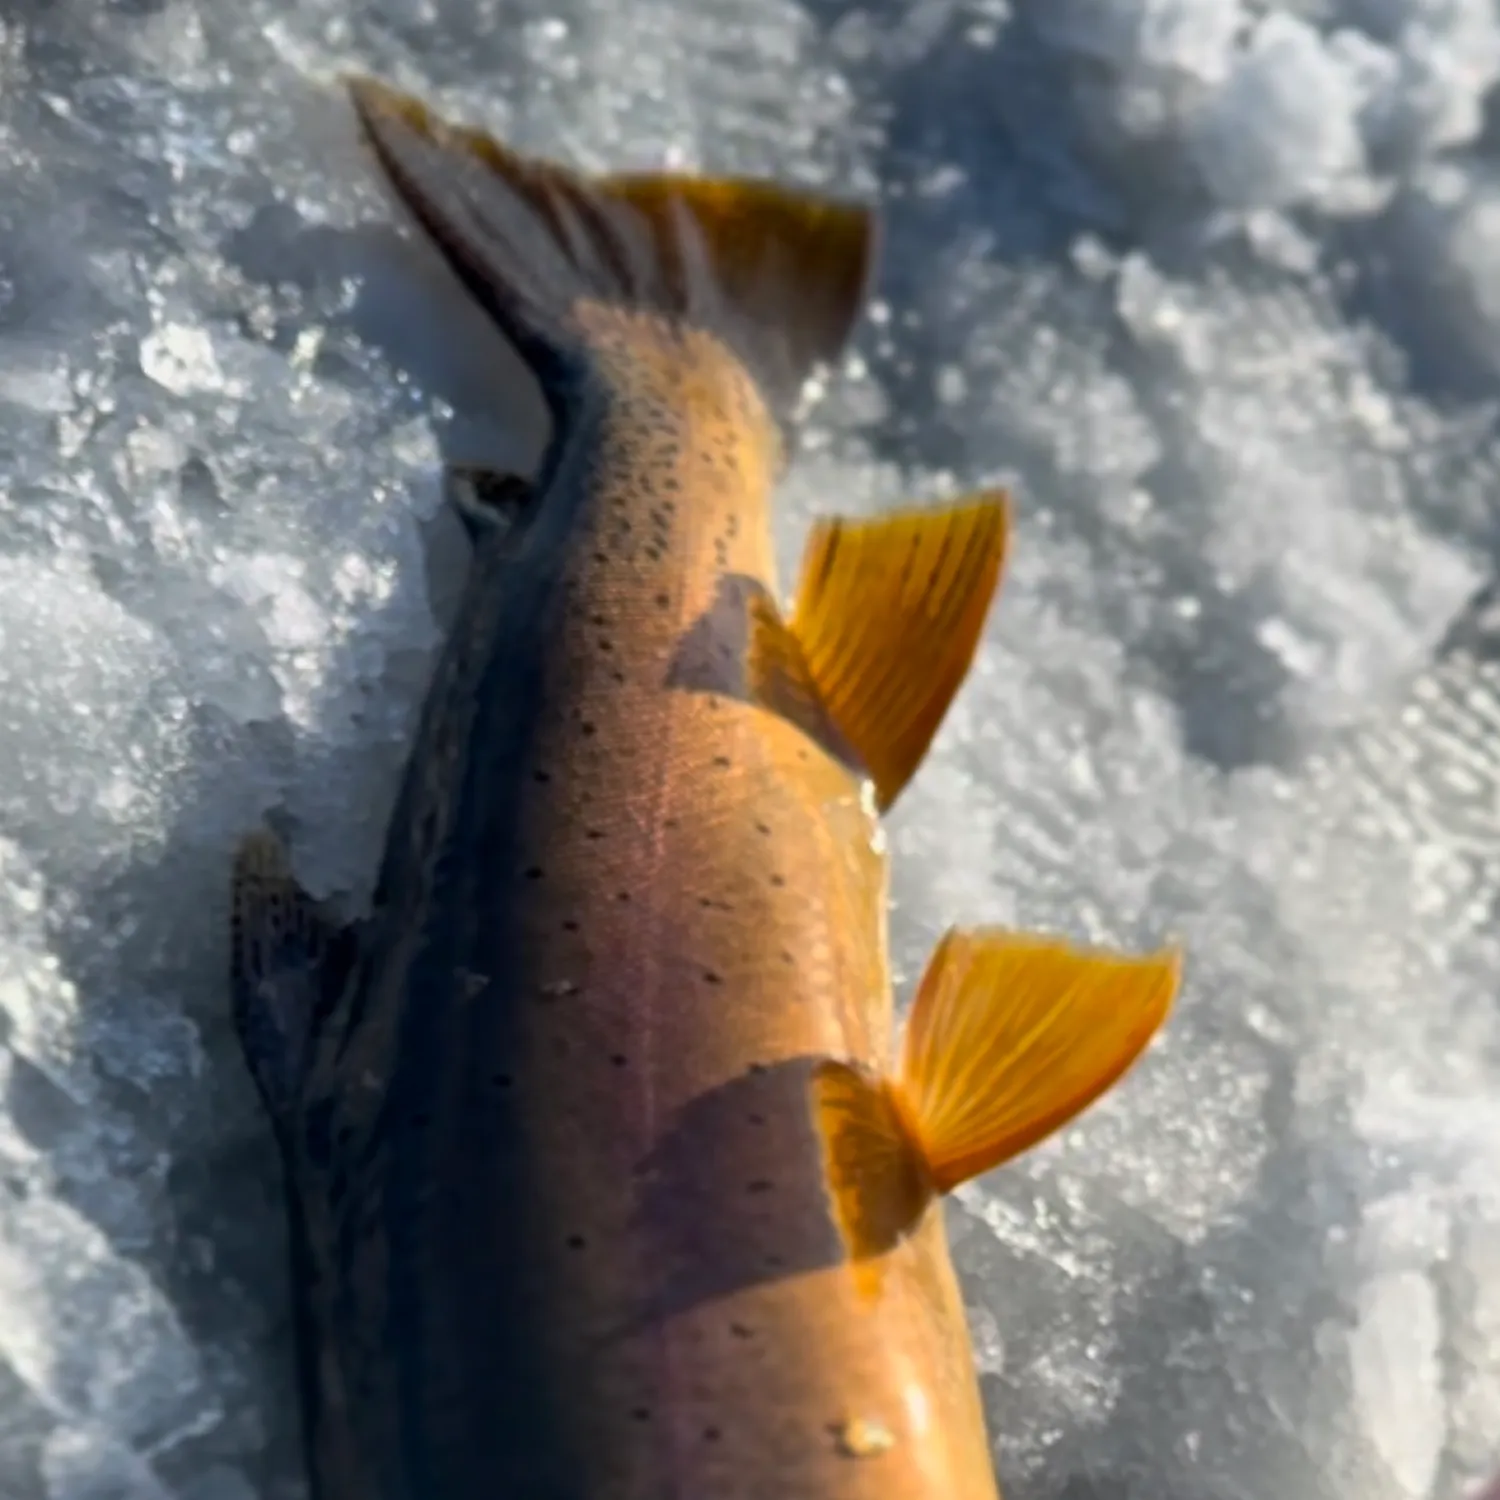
[784,493,1010,811]
[230,829,358,1128]
[444,464,535,546]
[895,928,1181,1192]
[811,1058,929,1266]
[812,927,1180,1261]
[744,590,862,771]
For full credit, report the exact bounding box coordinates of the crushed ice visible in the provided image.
[0,1,1498,1497]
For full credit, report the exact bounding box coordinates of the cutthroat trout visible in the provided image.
[229,74,1182,1500]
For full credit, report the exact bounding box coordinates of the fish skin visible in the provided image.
[230,76,1177,1500]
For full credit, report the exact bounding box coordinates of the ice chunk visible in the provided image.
[1349,1272,1445,1498]
[1436,177,1500,372]
[1188,13,1370,211]
[139,326,224,400]
[0,1194,217,1461]
[1034,0,1245,80]
[40,1427,173,1500]
[1444,1218,1500,1484]
[0,555,190,869]
[0,840,93,1114]
[1355,0,1500,157]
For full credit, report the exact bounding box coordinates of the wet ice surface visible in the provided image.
[1,0,1499,1496]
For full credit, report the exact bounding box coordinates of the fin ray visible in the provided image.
[744,590,863,770]
[894,929,1181,1193]
[809,929,1179,1261]
[811,1059,931,1265]
[786,493,1010,810]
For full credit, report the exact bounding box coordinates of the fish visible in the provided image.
[228,73,1183,1500]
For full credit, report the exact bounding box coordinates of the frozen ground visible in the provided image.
[0,0,1498,1496]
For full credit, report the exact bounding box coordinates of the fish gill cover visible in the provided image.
[0,0,1498,1497]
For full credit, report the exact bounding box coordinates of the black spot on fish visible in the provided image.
[598,637,613,652]
[616,890,631,903]
[524,866,545,880]
[664,817,680,831]
[611,669,626,684]
[726,513,740,538]
[631,1407,651,1423]
[586,828,605,841]
[581,722,597,737]
[611,1053,628,1068]
[562,918,579,933]
[779,949,794,966]
[533,768,551,784]
[490,1072,513,1090]
[712,754,731,768]
[703,1427,722,1443]
[747,1179,773,1194]
[755,821,771,836]
[730,1322,754,1340]
[747,1112,766,1126]
[769,873,786,888]
[655,592,671,609]
[702,968,722,985]
[566,1234,586,1250]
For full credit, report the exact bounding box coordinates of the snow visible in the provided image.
[1,0,1499,1496]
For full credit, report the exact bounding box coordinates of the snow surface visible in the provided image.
[0,0,1498,1496]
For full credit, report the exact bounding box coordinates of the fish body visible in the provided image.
[230,78,1181,1500]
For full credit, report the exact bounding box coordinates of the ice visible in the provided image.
[1351,1271,1445,1497]
[1188,13,1371,211]
[2,0,1500,1498]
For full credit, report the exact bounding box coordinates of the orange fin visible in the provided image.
[811,1059,932,1264]
[895,928,1182,1193]
[811,928,1180,1258]
[784,493,1010,811]
[345,74,875,435]
[744,590,863,772]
